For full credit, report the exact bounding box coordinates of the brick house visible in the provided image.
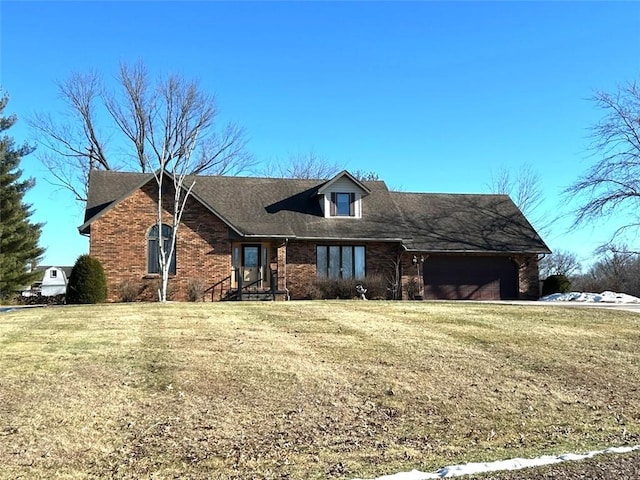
[79,170,550,301]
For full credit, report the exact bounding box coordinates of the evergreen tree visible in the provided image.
[0,91,44,300]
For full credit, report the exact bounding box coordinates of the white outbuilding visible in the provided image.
[22,266,71,297]
[40,266,69,296]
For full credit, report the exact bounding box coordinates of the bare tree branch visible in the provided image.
[260,151,342,179]
[104,61,152,172]
[566,79,640,239]
[488,164,544,218]
[487,164,550,237]
[539,250,581,279]
[29,62,252,202]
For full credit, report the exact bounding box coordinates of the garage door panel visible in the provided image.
[423,256,517,300]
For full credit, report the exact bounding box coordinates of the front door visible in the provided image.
[242,245,261,287]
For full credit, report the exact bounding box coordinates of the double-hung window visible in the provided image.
[316,245,365,279]
[148,224,176,275]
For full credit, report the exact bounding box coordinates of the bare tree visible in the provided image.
[487,164,550,237]
[351,170,380,182]
[31,62,254,301]
[566,80,640,248]
[572,244,639,295]
[29,61,254,201]
[260,150,342,179]
[489,164,544,218]
[539,250,581,279]
[29,71,109,201]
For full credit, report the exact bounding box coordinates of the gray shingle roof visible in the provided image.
[392,192,550,253]
[81,170,550,254]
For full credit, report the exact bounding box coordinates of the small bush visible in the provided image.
[117,280,140,302]
[313,277,353,299]
[66,255,107,304]
[312,275,390,300]
[358,274,389,300]
[304,283,322,300]
[138,278,176,302]
[541,274,572,297]
[186,278,207,302]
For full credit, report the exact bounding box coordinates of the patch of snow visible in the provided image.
[353,445,640,480]
[540,291,640,303]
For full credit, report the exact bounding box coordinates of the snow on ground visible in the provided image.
[353,445,640,479]
[540,291,640,303]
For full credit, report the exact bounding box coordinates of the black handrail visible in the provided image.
[205,268,278,301]
[204,274,232,302]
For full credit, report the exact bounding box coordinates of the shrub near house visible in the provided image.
[66,255,107,304]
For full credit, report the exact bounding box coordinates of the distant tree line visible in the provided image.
[540,247,640,297]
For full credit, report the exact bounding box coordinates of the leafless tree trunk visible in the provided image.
[29,61,254,201]
[145,75,209,302]
[565,80,640,246]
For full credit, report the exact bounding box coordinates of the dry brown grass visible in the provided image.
[0,301,638,479]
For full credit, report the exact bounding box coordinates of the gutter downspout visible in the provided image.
[399,243,409,301]
[283,238,290,301]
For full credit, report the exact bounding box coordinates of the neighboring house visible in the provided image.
[79,170,550,302]
[22,266,71,297]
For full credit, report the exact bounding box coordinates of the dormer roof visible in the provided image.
[316,170,371,197]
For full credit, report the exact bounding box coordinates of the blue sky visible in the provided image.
[1,1,639,269]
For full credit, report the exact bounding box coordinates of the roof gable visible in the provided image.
[79,171,154,234]
[79,170,242,236]
[317,170,371,196]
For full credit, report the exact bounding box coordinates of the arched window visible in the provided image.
[148,224,176,275]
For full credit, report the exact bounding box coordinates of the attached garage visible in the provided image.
[392,192,550,300]
[423,255,518,300]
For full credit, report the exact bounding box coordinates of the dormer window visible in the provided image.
[332,192,355,216]
[318,171,371,219]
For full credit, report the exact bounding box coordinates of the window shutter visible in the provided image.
[330,193,336,216]
[349,193,355,216]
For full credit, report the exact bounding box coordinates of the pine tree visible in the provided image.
[0,91,45,301]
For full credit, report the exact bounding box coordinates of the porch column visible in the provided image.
[277,242,287,295]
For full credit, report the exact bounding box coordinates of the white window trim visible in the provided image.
[322,193,362,218]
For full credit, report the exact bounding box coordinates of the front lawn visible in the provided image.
[0,301,638,479]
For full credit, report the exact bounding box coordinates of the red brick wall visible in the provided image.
[514,254,541,299]
[89,182,232,301]
[285,241,316,299]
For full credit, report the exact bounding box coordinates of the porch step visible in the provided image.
[241,292,274,301]
[222,289,289,301]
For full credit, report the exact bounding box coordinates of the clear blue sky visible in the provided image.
[2,1,639,269]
